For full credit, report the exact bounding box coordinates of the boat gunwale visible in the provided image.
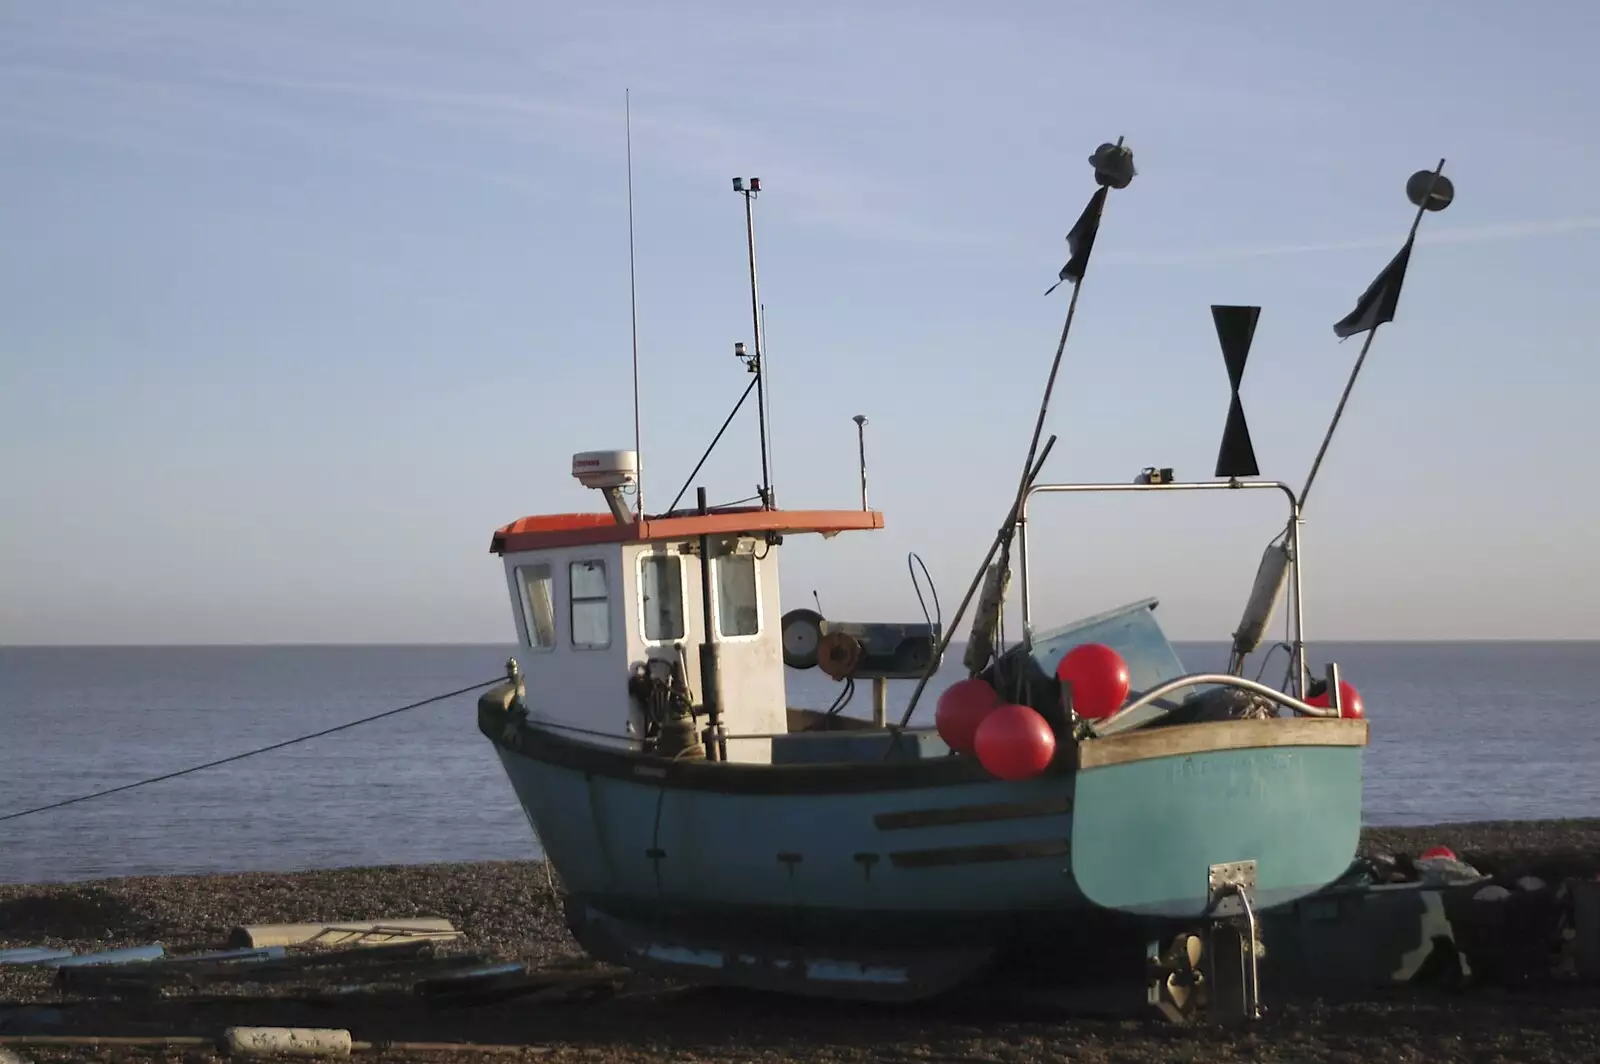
[481,701,1368,796]
[1075,716,1369,770]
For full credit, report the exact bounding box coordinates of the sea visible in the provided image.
[2,642,1598,885]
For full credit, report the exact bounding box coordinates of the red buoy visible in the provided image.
[1055,643,1131,720]
[934,677,1002,755]
[974,703,1057,781]
[1420,846,1457,861]
[1307,680,1364,719]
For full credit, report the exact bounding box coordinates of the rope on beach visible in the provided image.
[0,676,506,824]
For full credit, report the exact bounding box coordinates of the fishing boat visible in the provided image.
[474,140,1455,1019]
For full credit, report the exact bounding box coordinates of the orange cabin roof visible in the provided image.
[490,508,885,555]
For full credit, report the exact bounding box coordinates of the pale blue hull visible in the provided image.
[1072,742,1365,917]
[496,745,1082,915]
[493,721,1364,921]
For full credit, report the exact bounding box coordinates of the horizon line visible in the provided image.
[5,637,1599,650]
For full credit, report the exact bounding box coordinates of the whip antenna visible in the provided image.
[626,89,644,519]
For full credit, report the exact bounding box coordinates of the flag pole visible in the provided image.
[1282,158,1451,697]
[890,437,1058,735]
[1299,158,1447,511]
[890,304,1082,732]
[894,138,1135,732]
[1014,252,1091,518]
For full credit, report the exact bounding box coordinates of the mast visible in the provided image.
[1225,161,1455,689]
[733,177,773,509]
[1299,160,1452,511]
[896,138,1136,730]
[696,486,727,761]
[625,90,645,519]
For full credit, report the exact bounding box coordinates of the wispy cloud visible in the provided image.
[0,54,987,247]
[23,3,1285,251]
[0,114,259,166]
[0,64,559,200]
[5,1,1572,262]
[194,70,985,246]
[1104,216,1600,267]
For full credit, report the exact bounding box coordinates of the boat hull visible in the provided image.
[491,742,1085,917]
[558,890,1160,1001]
[1071,720,1366,917]
[484,694,1367,1000]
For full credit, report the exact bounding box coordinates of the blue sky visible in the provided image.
[3,0,1597,644]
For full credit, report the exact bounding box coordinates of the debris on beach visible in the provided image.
[5,828,1600,1063]
[228,919,461,950]
[224,1025,353,1059]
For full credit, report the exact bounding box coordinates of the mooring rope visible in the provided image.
[0,676,506,824]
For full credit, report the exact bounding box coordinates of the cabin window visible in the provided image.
[515,564,556,650]
[639,554,685,643]
[569,560,611,649]
[716,554,760,638]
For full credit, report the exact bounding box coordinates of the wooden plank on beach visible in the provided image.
[0,1035,549,1056]
[228,918,458,949]
[55,942,495,997]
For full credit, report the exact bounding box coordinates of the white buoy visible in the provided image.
[224,1027,353,1059]
[1229,541,1291,658]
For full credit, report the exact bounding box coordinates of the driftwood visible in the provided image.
[229,919,460,949]
[55,940,487,996]
[0,1032,552,1055]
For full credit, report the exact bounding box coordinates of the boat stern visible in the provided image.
[1068,716,1367,919]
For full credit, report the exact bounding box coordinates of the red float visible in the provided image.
[1055,643,1131,720]
[1307,679,1365,719]
[1420,846,1457,861]
[934,677,1002,755]
[974,703,1058,781]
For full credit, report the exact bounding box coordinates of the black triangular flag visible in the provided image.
[1334,235,1413,339]
[1211,305,1261,478]
[1044,186,1108,296]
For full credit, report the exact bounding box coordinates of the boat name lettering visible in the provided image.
[1164,752,1296,794]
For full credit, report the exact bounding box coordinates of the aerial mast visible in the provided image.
[732,177,773,509]
[625,90,645,520]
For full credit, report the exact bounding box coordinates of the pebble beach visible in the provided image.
[4,819,1600,1063]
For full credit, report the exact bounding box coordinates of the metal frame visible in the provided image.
[1091,672,1337,737]
[1017,479,1308,699]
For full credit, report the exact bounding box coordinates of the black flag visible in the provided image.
[1333,235,1413,338]
[1211,305,1261,479]
[1044,186,1108,296]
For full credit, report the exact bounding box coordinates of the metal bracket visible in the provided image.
[1208,860,1257,918]
[1207,859,1263,1021]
